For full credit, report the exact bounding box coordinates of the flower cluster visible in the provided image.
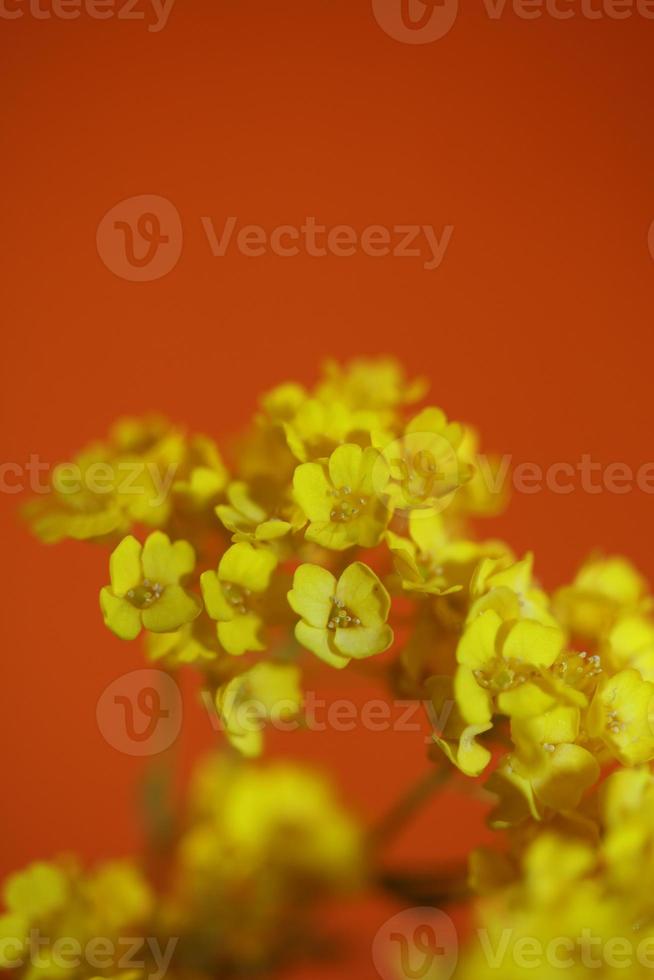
[0,755,361,980]
[20,357,654,976]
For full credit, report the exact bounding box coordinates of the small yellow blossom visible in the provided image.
[100,532,201,640]
[510,705,600,811]
[215,661,303,757]
[587,668,654,765]
[288,562,393,668]
[293,444,389,550]
[554,554,649,640]
[172,434,228,509]
[200,542,277,655]
[216,481,293,542]
[3,863,68,921]
[455,609,566,726]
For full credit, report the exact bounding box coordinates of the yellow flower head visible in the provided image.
[216,480,293,543]
[100,532,201,640]
[316,357,427,414]
[288,562,393,668]
[171,434,229,509]
[554,554,649,640]
[293,443,390,551]
[587,668,654,765]
[200,542,277,655]
[455,609,566,727]
[215,661,303,757]
[3,863,68,921]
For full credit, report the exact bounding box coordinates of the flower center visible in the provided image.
[473,659,535,692]
[222,581,250,615]
[327,596,361,630]
[553,650,602,692]
[329,486,367,523]
[127,579,163,608]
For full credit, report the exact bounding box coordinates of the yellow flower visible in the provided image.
[172,434,228,509]
[84,862,153,931]
[24,448,128,545]
[587,668,654,765]
[215,662,303,757]
[100,532,201,640]
[282,397,388,463]
[376,407,475,517]
[200,542,277,655]
[288,562,393,668]
[426,676,492,777]
[468,553,559,628]
[3,863,68,920]
[510,704,600,811]
[554,554,649,640]
[455,609,566,727]
[605,614,654,681]
[293,443,389,550]
[146,619,219,665]
[316,357,427,414]
[216,481,293,542]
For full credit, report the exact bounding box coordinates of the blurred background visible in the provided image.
[2,1,654,974]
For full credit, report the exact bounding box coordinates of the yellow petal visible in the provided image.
[218,612,265,656]
[328,443,363,492]
[305,520,357,551]
[288,564,336,628]
[335,562,390,625]
[141,585,201,633]
[502,620,564,669]
[457,610,502,669]
[454,665,493,726]
[334,624,393,659]
[100,588,142,641]
[219,542,277,592]
[295,621,350,669]
[293,462,332,521]
[532,744,600,811]
[142,531,195,585]
[497,681,557,718]
[200,569,234,621]
[109,535,142,596]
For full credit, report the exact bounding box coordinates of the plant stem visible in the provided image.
[368,765,451,851]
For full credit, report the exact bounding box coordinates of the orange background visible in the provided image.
[2,1,654,974]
